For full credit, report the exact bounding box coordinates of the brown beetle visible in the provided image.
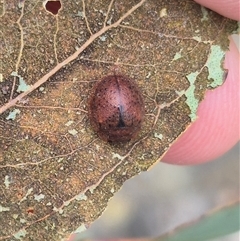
[88,75,144,142]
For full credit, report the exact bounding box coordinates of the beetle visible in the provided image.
[88,74,144,142]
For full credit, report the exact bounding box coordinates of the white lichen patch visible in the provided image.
[20,218,27,224]
[75,192,87,201]
[6,109,21,120]
[89,184,97,194]
[0,205,10,212]
[65,120,74,126]
[201,6,209,22]
[13,229,27,240]
[154,133,163,140]
[159,8,167,18]
[193,36,201,42]
[34,193,45,202]
[206,45,225,88]
[185,71,200,121]
[4,175,11,189]
[173,51,182,61]
[53,206,64,214]
[11,71,31,93]
[68,129,78,136]
[112,153,124,160]
[99,35,107,41]
[73,224,87,235]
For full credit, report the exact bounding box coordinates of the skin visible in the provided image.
[68,1,239,240]
[194,0,240,21]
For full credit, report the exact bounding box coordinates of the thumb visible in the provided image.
[194,0,240,21]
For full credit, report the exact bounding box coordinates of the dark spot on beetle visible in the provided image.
[88,75,145,142]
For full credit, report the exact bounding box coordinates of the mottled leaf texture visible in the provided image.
[0,0,237,240]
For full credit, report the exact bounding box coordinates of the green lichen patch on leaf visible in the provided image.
[5,109,21,120]
[11,72,31,92]
[0,0,237,240]
[206,45,226,88]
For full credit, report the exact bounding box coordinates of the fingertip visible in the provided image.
[194,0,240,21]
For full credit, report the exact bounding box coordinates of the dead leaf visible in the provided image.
[0,0,237,240]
